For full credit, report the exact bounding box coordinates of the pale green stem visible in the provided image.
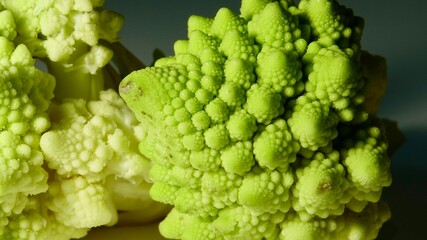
[46,60,105,101]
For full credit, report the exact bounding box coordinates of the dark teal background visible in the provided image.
[105,1,427,239]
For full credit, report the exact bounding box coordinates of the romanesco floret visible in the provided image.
[39,89,170,231]
[3,0,125,100]
[292,152,350,220]
[279,211,334,240]
[47,176,117,228]
[287,93,339,151]
[0,9,17,41]
[303,41,366,122]
[340,121,392,212]
[253,119,299,169]
[41,90,149,180]
[2,0,123,62]
[1,195,87,240]
[279,201,390,240]
[332,201,391,240]
[120,0,393,239]
[238,166,294,214]
[0,35,54,235]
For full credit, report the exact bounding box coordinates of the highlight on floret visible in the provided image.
[120,0,395,239]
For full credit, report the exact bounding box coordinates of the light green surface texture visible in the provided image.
[103,0,427,239]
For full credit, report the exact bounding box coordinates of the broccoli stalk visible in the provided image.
[45,45,110,101]
[45,40,146,101]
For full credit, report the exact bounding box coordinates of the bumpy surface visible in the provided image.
[0,2,161,238]
[1,0,125,100]
[0,0,123,63]
[120,0,391,239]
[40,89,154,229]
[0,36,58,239]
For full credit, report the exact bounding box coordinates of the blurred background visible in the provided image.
[103,1,426,239]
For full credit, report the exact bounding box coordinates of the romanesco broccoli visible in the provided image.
[0,0,402,239]
[119,0,394,239]
[0,1,168,239]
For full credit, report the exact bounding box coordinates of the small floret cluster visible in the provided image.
[120,0,392,239]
